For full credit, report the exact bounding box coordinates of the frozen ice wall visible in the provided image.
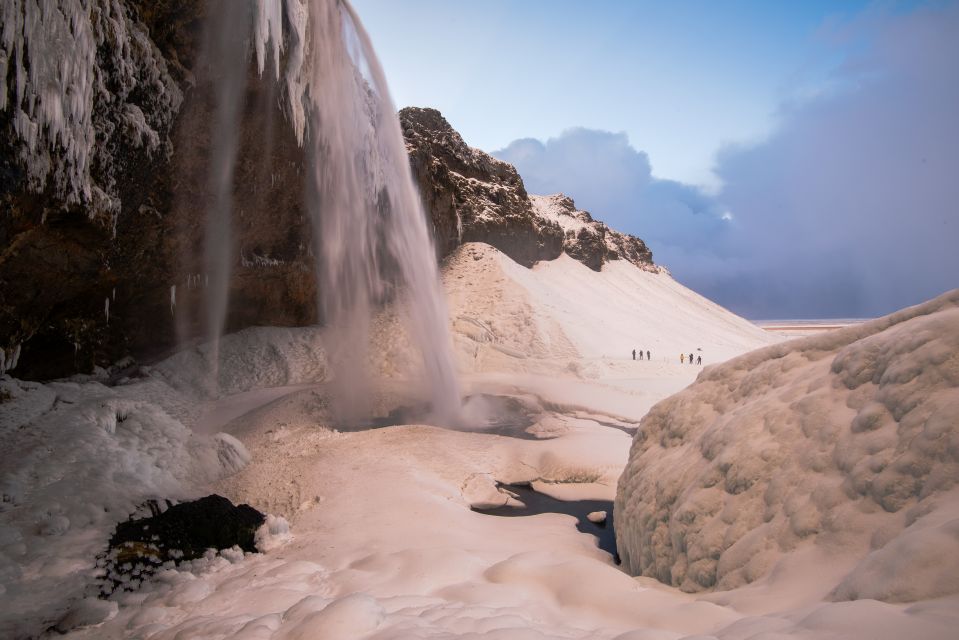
[615,289,959,601]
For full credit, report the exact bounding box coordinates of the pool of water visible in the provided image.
[472,482,618,561]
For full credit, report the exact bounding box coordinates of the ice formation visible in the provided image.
[615,289,959,600]
[0,0,181,221]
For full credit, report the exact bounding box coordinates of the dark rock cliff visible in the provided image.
[0,3,653,380]
[400,107,564,267]
[400,107,653,272]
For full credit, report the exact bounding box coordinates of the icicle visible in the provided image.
[253,0,284,79]
[9,343,20,372]
[104,297,110,323]
[170,285,176,316]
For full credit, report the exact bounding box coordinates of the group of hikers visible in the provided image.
[631,348,703,365]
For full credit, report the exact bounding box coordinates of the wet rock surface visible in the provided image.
[101,494,264,593]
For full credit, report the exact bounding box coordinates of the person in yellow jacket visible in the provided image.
[680,353,685,364]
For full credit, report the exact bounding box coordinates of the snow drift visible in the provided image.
[615,288,959,600]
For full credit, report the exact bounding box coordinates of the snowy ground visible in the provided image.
[1,247,955,639]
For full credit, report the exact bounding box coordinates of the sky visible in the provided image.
[352,0,958,319]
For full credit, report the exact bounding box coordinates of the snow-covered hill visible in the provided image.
[438,242,778,419]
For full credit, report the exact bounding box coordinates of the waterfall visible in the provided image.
[200,0,461,421]
[202,2,251,393]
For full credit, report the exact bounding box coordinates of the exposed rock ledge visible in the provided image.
[400,107,654,272]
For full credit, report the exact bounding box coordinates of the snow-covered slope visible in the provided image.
[441,243,777,418]
[615,289,959,604]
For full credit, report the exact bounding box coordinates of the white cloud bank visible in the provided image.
[496,3,959,319]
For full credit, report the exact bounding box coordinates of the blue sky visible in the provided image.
[353,0,873,188]
[352,0,958,318]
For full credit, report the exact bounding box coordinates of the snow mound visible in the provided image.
[0,376,249,637]
[152,326,329,398]
[614,289,959,600]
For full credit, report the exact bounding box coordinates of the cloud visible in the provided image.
[495,3,959,319]
[495,129,730,275]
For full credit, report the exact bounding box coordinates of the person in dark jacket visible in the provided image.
[647,350,650,361]
[632,349,636,360]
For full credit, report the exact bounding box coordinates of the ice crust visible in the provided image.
[615,289,959,600]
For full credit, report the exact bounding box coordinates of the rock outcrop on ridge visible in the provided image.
[0,3,655,380]
[400,107,654,272]
[529,193,654,271]
[400,107,564,267]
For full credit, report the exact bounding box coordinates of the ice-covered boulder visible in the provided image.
[614,289,959,600]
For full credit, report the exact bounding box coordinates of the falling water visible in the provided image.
[199,0,461,420]
[202,2,251,392]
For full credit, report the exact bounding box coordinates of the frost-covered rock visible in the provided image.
[530,194,654,271]
[614,289,959,599]
[0,0,181,220]
[0,0,317,381]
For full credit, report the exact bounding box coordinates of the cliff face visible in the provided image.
[0,4,654,380]
[400,107,564,267]
[400,107,653,272]
[0,0,315,379]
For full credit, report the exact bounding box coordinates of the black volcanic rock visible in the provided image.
[102,495,264,593]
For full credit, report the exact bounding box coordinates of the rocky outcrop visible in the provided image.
[401,107,564,267]
[529,194,653,271]
[400,107,653,272]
